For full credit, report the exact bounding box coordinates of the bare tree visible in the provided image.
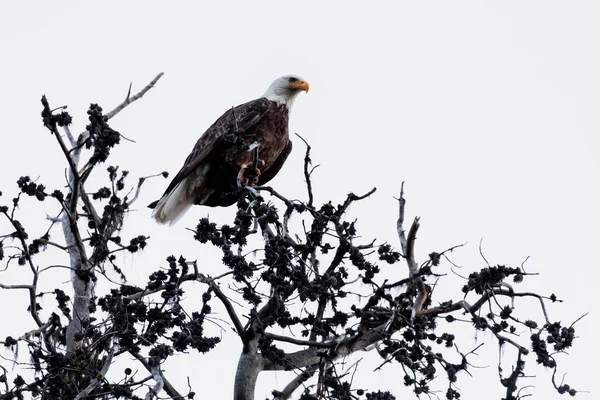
[0,74,582,400]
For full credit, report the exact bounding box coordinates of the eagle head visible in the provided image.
[262,75,309,109]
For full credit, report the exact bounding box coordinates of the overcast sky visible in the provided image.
[0,1,598,399]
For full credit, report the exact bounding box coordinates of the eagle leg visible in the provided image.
[239,143,264,185]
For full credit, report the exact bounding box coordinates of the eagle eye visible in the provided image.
[288,77,297,83]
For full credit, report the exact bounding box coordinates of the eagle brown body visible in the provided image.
[149,75,308,224]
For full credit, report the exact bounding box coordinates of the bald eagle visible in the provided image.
[148,75,309,225]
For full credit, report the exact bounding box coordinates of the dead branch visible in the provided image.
[295,133,316,208]
[105,73,164,120]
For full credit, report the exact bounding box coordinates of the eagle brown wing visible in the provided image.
[258,139,293,185]
[148,98,273,209]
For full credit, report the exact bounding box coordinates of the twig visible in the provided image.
[38,238,69,252]
[104,73,164,120]
[118,132,137,143]
[417,288,552,329]
[340,188,377,215]
[122,269,233,302]
[295,133,315,207]
[478,238,491,268]
[494,332,529,354]
[570,312,588,327]
[127,173,166,207]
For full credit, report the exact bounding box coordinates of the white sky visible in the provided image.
[0,1,598,399]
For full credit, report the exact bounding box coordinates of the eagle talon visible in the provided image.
[251,168,261,185]
[237,163,261,187]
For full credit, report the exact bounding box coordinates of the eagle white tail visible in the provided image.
[151,180,194,225]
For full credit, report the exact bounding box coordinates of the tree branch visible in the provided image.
[126,173,164,207]
[405,217,420,278]
[196,274,245,337]
[18,320,53,342]
[274,365,318,400]
[105,73,164,120]
[130,351,184,399]
[263,324,386,371]
[1,211,44,327]
[264,332,336,349]
[295,133,316,208]
[145,365,165,400]
[73,341,115,400]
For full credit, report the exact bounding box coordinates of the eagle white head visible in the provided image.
[262,75,309,110]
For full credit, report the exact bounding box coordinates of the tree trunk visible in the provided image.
[234,338,263,400]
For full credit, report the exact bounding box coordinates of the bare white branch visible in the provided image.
[63,125,77,147]
[18,321,53,341]
[145,364,165,400]
[105,72,164,120]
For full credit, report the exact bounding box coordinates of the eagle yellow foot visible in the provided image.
[237,164,262,187]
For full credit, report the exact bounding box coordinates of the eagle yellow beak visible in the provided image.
[291,80,309,93]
